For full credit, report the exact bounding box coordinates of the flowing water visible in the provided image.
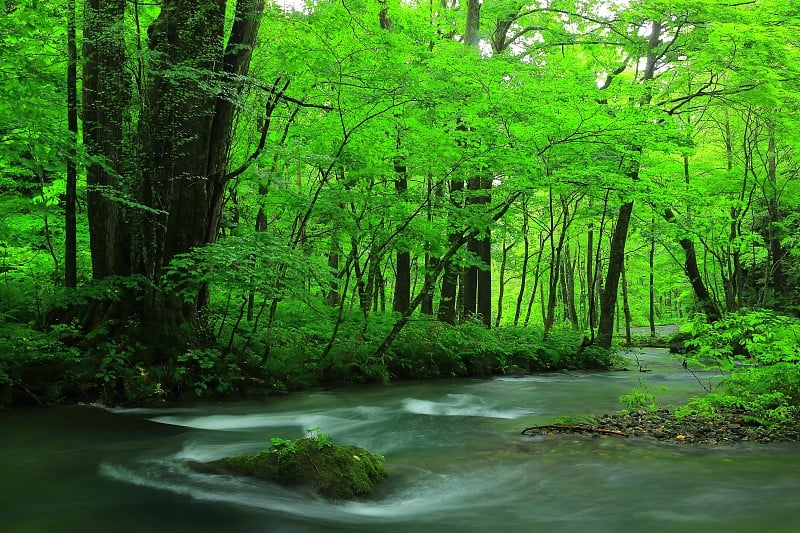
[2,349,799,532]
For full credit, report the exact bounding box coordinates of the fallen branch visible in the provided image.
[521,424,628,437]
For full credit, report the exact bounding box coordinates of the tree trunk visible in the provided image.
[81,0,265,360]
[766,120,787,303]
[664,208,721,321]
[476,178,492,327]
[82,0,129,281]
[562,245,578,329]
[420,175,438,315]
[649,217,656,337]
[595,21,662,349]
[523,232,545,327]
[597,201,633,349]
[586,203,595,331]
[514,195,530,326]
[65,0,78,288]
[438,178,464,324]
[326,242,341,306]
[392,166,411,313]
[621,256,632,345]
[495,238,514,327]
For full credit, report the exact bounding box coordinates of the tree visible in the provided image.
[81,0,265,360]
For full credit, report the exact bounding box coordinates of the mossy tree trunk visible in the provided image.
[81,0,265,361]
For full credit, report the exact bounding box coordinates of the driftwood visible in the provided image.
[521,424,628,438]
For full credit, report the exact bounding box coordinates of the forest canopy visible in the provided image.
[1,0,798,405]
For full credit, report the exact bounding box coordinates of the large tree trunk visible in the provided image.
[82,0,264,360]
[82,0,129,281]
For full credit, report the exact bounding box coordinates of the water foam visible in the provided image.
[401,393,530,419]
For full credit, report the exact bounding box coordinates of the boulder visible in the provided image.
[210,438,388,500]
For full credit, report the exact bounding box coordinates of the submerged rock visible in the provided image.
[209,438,388,500]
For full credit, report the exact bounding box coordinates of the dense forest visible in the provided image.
[1,0,798,414]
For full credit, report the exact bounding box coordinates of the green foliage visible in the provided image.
[619,381,665,414]
[174,348,242,398]
[0,320,85,403]
[305,426,334,449]
[2,0,799,408]
[678,310,800,429]
[269,436,298,458]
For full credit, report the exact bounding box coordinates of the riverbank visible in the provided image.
[524,409,800,445]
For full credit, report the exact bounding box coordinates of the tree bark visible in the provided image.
[438,178,464,324]
[82,0,129,281]
[65,0,78,288]
[597,201,634,348]
[621,256,632,345]
[81,0,265,360]
[595,21,662,349]
[649,217,656,337]
[392,155,411,313]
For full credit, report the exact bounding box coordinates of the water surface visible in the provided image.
[2,349,798,532]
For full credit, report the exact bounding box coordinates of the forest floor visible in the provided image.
[523,409,800,445]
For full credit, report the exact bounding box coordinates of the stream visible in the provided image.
[2,348,799,532]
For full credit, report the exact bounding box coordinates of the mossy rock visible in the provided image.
[210,438,388,500]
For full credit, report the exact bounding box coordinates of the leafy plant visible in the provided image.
[678,310,800,429]
[619,381,665,414]
[306,427,334,449]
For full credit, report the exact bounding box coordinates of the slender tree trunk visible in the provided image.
[597,202,634,348]
[649,216,656,337]
[621,256,632,345]
[495,238,514,327]
[326,241,341,306]
[562,245,578,329]
[514,195,530,326]
[586,198,595,331]
[476,180,492,327]
[65,0,78,288]
[438,178,463,324]
[523,232,545,327]
[421,175,438,315]
[766,120,786,303]
[392,158,411,313]
[595,21,662,349]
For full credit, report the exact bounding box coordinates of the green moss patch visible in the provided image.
[210,436,388,500]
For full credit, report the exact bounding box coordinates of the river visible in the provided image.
[2,348,799,532]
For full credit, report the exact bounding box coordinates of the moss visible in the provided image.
[211,438,388,500]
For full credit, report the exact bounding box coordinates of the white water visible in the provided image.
[3,349,800,532]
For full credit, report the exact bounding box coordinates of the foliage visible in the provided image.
[619,381,666,414]
[678,310,800,428]
[2,0,799,407]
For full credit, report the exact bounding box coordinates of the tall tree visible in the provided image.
[65,0,78,288]
[82,0,265,359]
